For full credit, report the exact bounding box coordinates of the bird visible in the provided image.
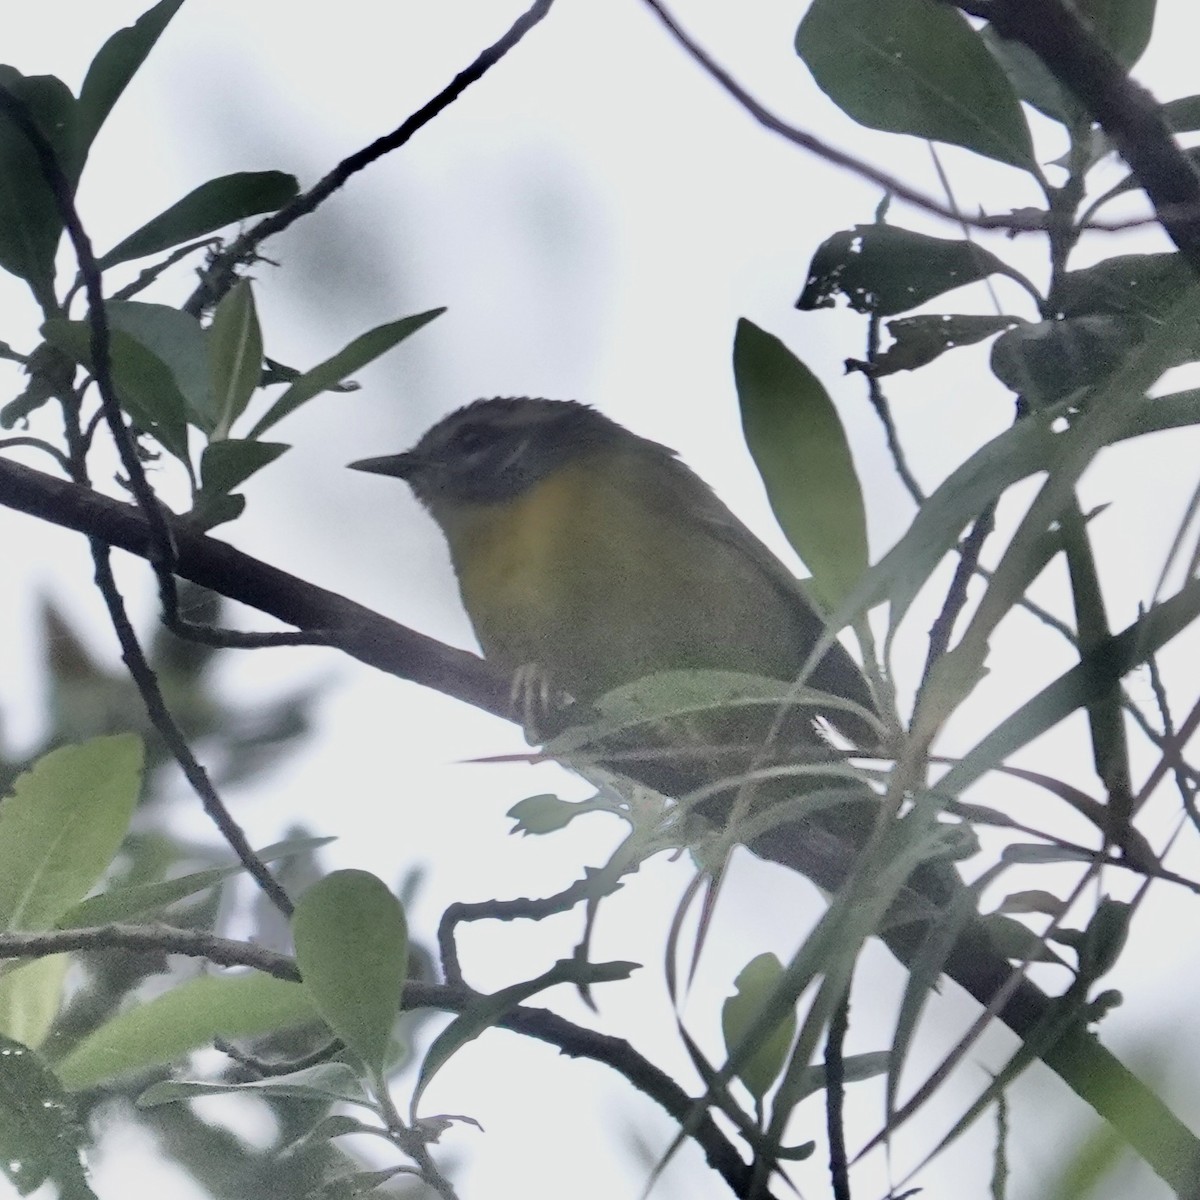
[350,396,1199,1186]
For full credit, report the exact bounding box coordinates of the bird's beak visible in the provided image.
[347,452,422,479]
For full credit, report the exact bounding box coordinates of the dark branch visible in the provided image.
[184,0,556,314]
[0,923,762,1196]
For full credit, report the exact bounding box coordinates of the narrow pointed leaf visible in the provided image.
[98,170,299,269]
[75,0,186,159]
[248,308,445,438]
[138,1062,369,1108]
[207,278,262,439]
[734,319,867,609]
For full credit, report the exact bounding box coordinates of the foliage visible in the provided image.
[0,1,1198,1199]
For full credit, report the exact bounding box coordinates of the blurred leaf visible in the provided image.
[1085,150,1200,221]
[74,0,185,160]
[0,956,70,1048]
[59,836,334,928]
[1075,0,1155,68]
[789,1051,890,1103]
[0,735,143,932]
[0,1034,94,1200]
[979,913,1067,964]
[292,870,408,1077]
[186,490,246,531]
[208,279,262,439]
[41,319,190,461]
[248,308,446,438]
[0,69,78,307]
[138,1062,369,1108]
[1054,252,1196,323]
[721,953,797,1100]
[734,319,866,609]
[54,971,318,1091]
[996,890,1067,917]
[98,170,298,269]
[796,0,1033,169]
[1165,95,1200,133]
[106,300,209,427]
[870,313,1022,376]
[199,439,288,495]
[980,25,1083,126]
[990,316,1154,407]
[798,225,1019,317]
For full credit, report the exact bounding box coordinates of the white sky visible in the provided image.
[3,2,1200,1199]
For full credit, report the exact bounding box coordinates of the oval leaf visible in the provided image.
[871,313,1022,376]
[734,319,867,609]
[0,69,78,307]
[107,300,210,428]
[292,870,408,1076]
[721,953,797,1101]
[797,0,1034,169]
[798,224,1020,317]
[207,278,263,439]
[0,735,143,932]
[199,438,288,495]
[98,170,299,270]
[41,319,190,461]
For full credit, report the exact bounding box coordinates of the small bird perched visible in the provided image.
[351,397,1198,1182]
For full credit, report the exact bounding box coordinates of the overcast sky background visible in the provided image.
[3,2,1200,1198]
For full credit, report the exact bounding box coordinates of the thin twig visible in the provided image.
[864,313,924,504]
[825,983,852,1200]
[183,0,556,315]
[0,436,70,471]
[0,84,293,916]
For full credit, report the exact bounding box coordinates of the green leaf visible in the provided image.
[58,835,334,928]
[1075,0,1155,68]
[980,26,1082,126]
[990,316,1150,407]
[207,279,263,439]
[138,1062,370,1108]
[871,313,1022,376]
[186,490,246,531]
[798,224,1021,317]
[1054,252,1196,323]
[0,1034,95,1200]
[1085,151,1200,222]
[0,735,143,932]
[248,308,446,438]
[54,971,317,1091]
[98,170,299,270]
[199,439,288,495]
[41,319,190,461]
[292,870,408,1076]
[413,958,636,1112]
[721,953,797,1100]
[1164,95,1200,133]
[796,0,1034,170]
[74,0,185,160]
[106,300,210,427]
[507,794,605,836]
[734,319,867,610]
[0,956,70,1048]
[0,69,78,307]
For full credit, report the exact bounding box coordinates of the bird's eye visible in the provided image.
[450,423,492,455]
